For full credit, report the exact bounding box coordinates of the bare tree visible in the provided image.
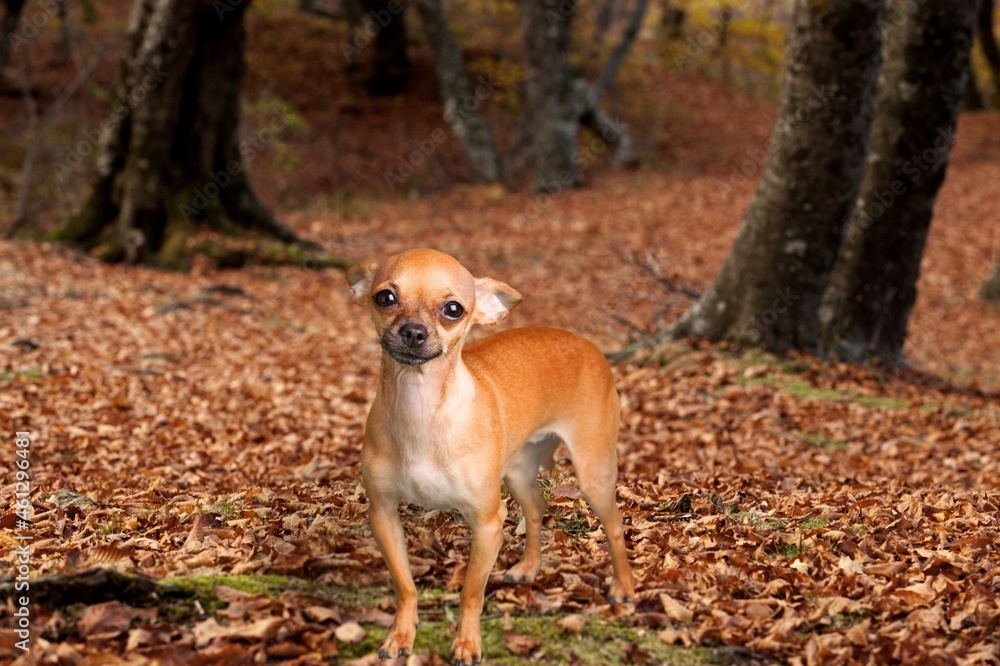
[663,0,885,355]
[414,0,499,183]
[49,0,312,267]
[519,0,646,192]
[820,0,978,364]
[576,0,645,169]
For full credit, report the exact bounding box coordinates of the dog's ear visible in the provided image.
[346,260,379,305]
[473,277,524,326]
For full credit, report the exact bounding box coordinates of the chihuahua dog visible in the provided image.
[347,248,634,665]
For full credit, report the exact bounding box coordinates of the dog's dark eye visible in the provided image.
[374,290,397,307]
[441,301,465,320]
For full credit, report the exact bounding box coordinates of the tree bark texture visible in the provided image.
[669,0,884,354]
[414,0,500,183]
[519,0,579,192]
[51,0,307,266]
[820,0,978,364]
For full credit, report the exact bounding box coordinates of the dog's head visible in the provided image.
[346,249,523,366]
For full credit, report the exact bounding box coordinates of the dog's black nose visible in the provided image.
[398,323,428,347]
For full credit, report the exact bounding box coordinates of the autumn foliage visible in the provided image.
[2,192,999,662]
[2,2,1000,665]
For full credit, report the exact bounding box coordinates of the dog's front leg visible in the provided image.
[369,497,418,660]
[452,501,507,665]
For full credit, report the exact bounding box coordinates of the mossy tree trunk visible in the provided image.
[667,0,885,355]
[50,0,311,267]
[820,0,978,364]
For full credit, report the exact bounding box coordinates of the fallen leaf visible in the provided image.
[659,593,694,623]
[335,621,366,644]
[77,601,134,639]
[503,631,542,656]
[558,614,587,634]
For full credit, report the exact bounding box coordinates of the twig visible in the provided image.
[639,250,702,301]
[605,310,653,337]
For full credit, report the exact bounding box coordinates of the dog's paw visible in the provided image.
[450,635,482,665]
[378,629,414,660]
[608,578,636,605]
[503,558,540,584]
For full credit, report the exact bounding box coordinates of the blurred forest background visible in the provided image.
[2,0,999,378]
[2,1,1000,664]
[1,0,811,228]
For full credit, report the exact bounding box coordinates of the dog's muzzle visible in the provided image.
[381,323,442,366]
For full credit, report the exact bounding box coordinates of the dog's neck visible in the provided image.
[377,350,475,442]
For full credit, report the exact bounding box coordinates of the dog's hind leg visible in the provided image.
[502,435,558,583]
[559,409,635,603]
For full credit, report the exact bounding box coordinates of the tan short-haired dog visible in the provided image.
[347,248,634,665]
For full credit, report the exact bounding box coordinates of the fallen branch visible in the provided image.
[0,568,159,608]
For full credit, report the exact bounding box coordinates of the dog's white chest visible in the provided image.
[397,455,466,510]
[379,367,479,510]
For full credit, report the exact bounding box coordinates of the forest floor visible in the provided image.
[2,3,1000,665]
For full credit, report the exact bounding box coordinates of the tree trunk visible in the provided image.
[519,0,579,192]
[820,0,977,364]
[518,0,644,192]
[359,0,410,96]
[979,0,1000,94]
[981,254,1000,302]
[414,0,499,183]
[0,0,28,80]
[667,0,884,354]
[577,0,646,169]
[49,0,311,267]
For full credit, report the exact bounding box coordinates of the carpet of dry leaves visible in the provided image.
[2,6,1000,663]
[2,169,999,664]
